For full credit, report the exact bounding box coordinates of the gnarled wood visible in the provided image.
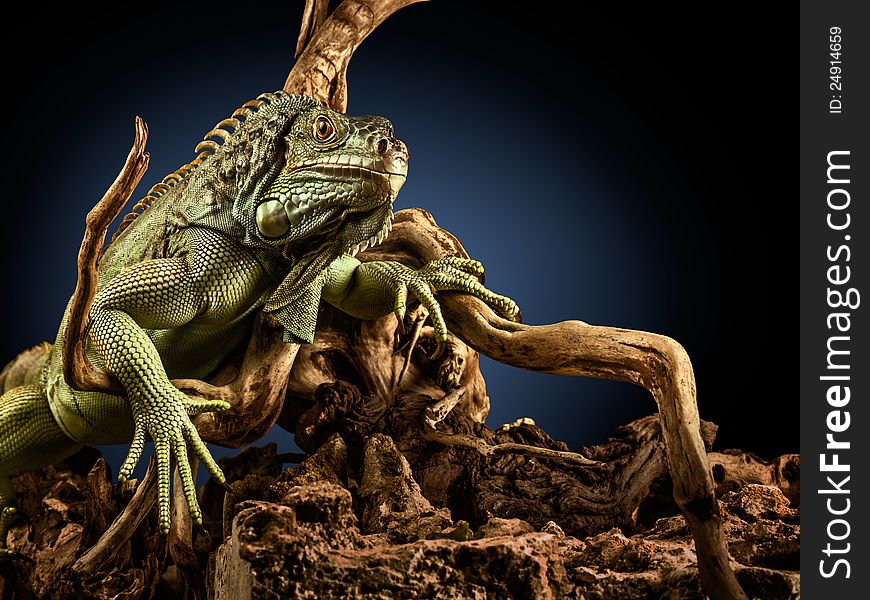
[191,314,299,447]
[62,117,149,396]
[359,208,747,600]
[285,0,427,111]
[72,456,158,576]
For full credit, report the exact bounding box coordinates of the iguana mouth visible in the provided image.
[293,156,407,183]
[288,158,407,203]
[255,155,406,243]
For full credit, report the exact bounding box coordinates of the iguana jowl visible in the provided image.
[0,91,519,550]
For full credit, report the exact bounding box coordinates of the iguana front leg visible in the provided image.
[323,254,521,351]
[89,256,230,534]
[321,255,600,466]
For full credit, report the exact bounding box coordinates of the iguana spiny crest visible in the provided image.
[115,91,407,258]
[108,90,409,342]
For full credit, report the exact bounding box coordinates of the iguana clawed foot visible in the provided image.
[118,391,230,535]
[366,256,521,356]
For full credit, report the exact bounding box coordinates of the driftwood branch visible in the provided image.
[285,0,427,111]
[191,314,300,447]
[62,117,150,396]
[295,0,329,59]
[362,209,747,600]
[72,456,158,575]
[441,300,743,598]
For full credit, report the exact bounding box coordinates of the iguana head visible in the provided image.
[252,104,408,258]
[247,100,410,342]
[169,92,410,342]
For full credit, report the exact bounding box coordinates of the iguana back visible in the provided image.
[99,91,319,287]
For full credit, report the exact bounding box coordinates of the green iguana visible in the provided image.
[0,91,520,553]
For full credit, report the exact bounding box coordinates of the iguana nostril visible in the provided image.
[377,138,388,154]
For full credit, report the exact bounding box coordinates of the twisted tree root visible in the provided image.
[422,386,602,466]
[63,117,149,396]
[373,208,747,600]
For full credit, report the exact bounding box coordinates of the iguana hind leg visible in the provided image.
[0,384,82,556]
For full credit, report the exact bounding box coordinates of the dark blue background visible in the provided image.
[2,2,794,478]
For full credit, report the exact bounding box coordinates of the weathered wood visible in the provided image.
[62,117,149,396]
[72,457,158,576]
[187,314,300,448]
[365,208,747,600]
[295,0,329,59]
[284,0,427,111]
[1,449,164,599]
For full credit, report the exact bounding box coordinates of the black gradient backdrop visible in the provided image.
[2,2,794,478]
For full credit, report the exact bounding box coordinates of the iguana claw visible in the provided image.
[118,392,230,535]
[365,256,521,352]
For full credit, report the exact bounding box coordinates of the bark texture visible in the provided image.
[284,0,428,111]
[1,425,799,599]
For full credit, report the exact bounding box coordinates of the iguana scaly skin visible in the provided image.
[0,91,520,553]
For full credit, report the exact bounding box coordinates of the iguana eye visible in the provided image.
[313,116,334,141]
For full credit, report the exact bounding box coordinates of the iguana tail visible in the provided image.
[0,384,82,554]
